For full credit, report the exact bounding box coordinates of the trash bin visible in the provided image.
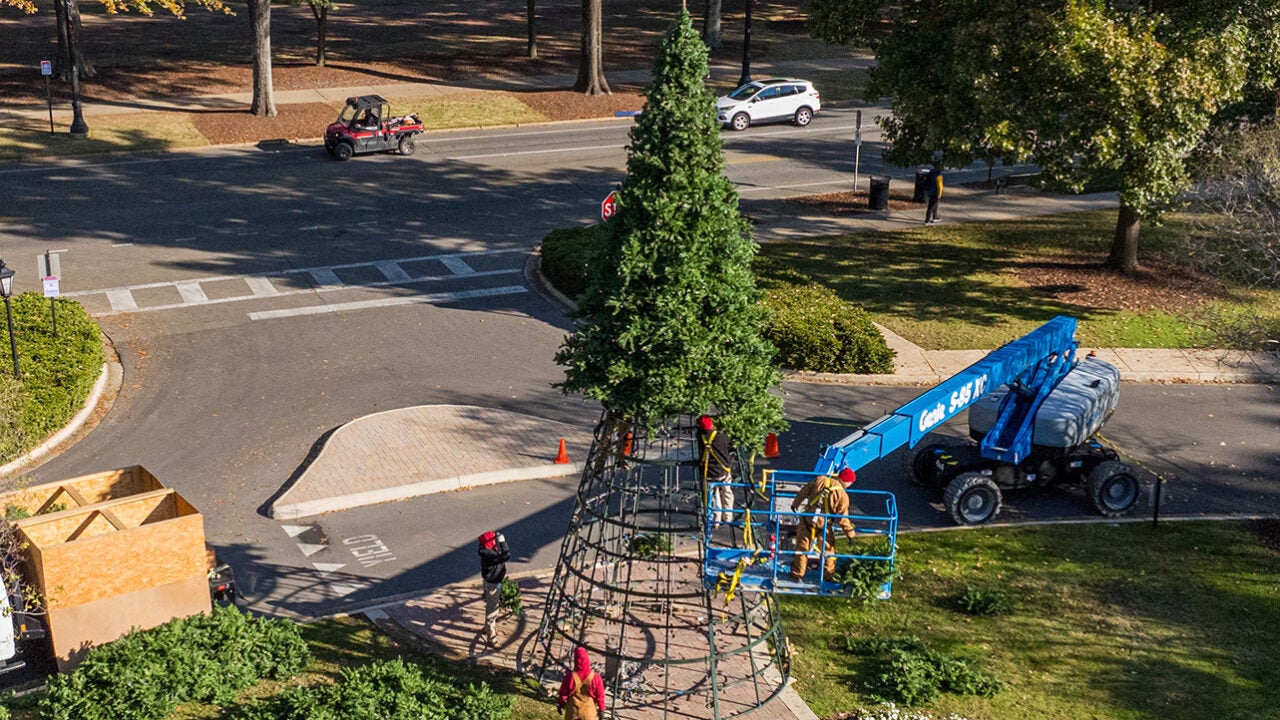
[868,176,891,210]
[913,167,932,203]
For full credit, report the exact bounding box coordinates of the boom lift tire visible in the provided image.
[903,442,947,488]
[1087,461,1141,517]
[944,472,1003,525]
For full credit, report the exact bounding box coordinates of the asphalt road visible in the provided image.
[1,108,1275,619]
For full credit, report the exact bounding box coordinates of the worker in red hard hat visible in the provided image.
[477,530,510,645]
[557,646,606,719]
[787,467,858,582]
[695,414,735,529]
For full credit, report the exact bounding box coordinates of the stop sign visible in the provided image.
[601,191,619,221]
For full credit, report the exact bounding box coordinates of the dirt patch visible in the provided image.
[789,189,923,214]
[189,102,339,145]
[1014,256,1226,313]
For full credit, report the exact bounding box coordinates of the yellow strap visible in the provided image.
[723,557,748,605]
[702,430,731,476]
[742,506,754,548]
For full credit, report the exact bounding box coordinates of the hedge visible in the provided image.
[238,658,514,720]
[539,228,895,374]
[760,283,896,374]
[39,605,310,720]
[539,224,608,302]
[0,292,104,463]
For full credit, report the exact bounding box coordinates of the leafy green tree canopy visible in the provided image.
[555,10,785,447]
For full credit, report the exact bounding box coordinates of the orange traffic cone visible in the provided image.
[764,432,780,459]
[554,438,570,464]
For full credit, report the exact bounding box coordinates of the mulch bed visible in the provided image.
[517,86,647,122]
[789,189,923,214]
[189,102,339,145]
[1014,256,1226,313]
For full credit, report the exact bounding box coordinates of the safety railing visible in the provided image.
[703,469,898,600]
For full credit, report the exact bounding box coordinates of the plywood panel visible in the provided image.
[41,513,207,608]
[48,575,211,671]
[0,466,161,518]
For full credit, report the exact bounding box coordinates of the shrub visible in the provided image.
[629,532,673,559]
[0,293,104,463]
[539,225,609,301]
[39,605,310,720]
[760,283,895,374]
[238,658,513,720]
[956,585,1014,616]
[840,635,1002,706]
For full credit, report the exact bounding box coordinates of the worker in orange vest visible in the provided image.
[557,646,606,719]
[787,468,858,582]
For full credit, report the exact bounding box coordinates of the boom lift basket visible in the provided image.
[703,469,898,599]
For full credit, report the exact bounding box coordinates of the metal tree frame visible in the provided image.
[526,411,790,719]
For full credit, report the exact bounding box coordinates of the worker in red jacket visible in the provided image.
[557,646,606,719]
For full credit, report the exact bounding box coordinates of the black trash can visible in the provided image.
[868,175,891,210]
[913,167,932,203]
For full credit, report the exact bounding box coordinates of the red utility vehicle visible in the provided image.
[325,95,424,161]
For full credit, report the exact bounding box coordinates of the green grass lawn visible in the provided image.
[754,210,1280,350]
[782,521,1280,720]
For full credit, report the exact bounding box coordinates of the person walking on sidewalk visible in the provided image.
[696,415,735,529]
[477,530,510,646]
[924,165,944,225]
[557,646,607,719]
[787,468,858,582]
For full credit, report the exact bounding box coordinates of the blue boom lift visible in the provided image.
[705,316,1143,600]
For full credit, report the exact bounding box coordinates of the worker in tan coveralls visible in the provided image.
[787,468,858,582]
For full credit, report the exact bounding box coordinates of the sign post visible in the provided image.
[38,250,64,337]
[853,109,863,193]
[601,191,619,221]
[40,60,54,136]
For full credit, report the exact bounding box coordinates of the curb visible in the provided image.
[271,461,584,520]
[0,336,123,478]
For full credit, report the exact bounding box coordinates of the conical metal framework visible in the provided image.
[527,411,790,719]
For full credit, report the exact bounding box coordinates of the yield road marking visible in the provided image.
[247,285,528,321]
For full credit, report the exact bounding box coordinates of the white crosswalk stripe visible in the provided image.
[64,249,526,316]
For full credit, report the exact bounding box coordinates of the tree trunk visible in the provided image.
[312,5,327,67]
[703,0,722,49]
[54,0,95,81]
[574,0,610,95]
[248,0,276,117]
[1109,203,1141,274]
[526,0,538,58]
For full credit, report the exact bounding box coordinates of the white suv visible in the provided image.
[716,78,821,131]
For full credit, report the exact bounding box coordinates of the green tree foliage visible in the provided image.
[804,0,882,46]
[868,0,1248,273]
[555,10,785,448]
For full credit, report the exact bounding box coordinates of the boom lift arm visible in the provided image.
[813,316,1078,476]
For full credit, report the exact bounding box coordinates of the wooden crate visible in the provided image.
[0,468,211,670]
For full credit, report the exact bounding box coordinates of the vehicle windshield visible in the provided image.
[727,83,762,101]
[339,104,358,124]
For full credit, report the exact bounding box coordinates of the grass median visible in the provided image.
[755,210,1280,350]
[782,520,1280,720]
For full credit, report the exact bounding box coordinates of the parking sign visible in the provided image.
[40,60,52,76]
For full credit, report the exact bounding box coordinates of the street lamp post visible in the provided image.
[738,0,756,87]
[63,0,89,136]
[0,261,18,379]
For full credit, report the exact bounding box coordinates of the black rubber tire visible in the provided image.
[399,136,416,156]
[334,142,354,161]
[731,112,751,131]
[902,442,947,488]
[794,107,814,126]
[944,472,1003,526]
[1087,460,1141,517]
